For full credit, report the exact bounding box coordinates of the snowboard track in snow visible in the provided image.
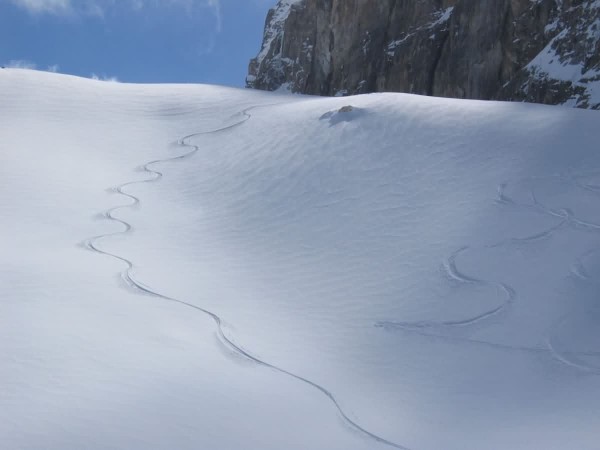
[379,175,600,373]
[509,176,600,374]
[380,242,519,333]
[378,183,569,336]
[83,104,410,450]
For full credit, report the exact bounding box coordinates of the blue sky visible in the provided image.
[0,0,274,86]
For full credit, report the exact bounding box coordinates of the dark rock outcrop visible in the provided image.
[247,0,600,109]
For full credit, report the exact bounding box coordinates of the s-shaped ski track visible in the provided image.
[83,104,410,450]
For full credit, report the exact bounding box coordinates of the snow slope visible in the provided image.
[1,68,600,450]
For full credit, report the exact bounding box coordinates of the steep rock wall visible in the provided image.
[248,0,600,109]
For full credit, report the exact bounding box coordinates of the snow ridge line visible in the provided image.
[83,104,410,450]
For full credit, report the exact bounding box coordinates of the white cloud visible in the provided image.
[47,64,60,72]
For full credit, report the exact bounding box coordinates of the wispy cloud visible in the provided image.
[4,59,37,69]
[8,0,222,21]
[2,60,62,74]
[90,72,119,82]
[206,0,221,32]
[8,0,72,15]
[6,0,224,60]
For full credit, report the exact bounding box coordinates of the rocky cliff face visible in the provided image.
[247,0,600,109]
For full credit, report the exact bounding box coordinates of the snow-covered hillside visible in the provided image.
[1,69,600,450]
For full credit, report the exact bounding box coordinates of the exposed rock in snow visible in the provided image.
[504,0,600,109]
[318,104,367,125]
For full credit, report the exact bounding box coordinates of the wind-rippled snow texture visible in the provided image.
[1,69,600,450]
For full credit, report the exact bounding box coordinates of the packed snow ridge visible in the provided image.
[1,68,600,450]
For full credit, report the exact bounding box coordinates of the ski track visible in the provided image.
[570,247,600,282]
[83,104,410,450]
[523,177,600,374]
[386,244,518,333]
[381,174,600,374]
[375,321,600,357]
[387,181,570,335]
[546,323,600,375]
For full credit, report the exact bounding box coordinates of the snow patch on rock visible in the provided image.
[519,0,600,108]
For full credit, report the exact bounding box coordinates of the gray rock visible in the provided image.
[247,0,600,109]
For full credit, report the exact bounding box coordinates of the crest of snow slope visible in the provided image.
[2,69,600,450]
